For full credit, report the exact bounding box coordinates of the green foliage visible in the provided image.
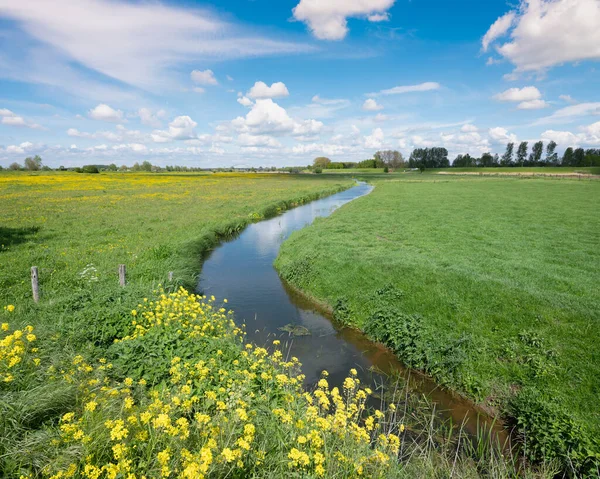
[276,176,600,474]
[314,167,322,174]
[82,165,99,174]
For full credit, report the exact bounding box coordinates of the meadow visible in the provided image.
[0,170,589,477]
[275,175,600,474]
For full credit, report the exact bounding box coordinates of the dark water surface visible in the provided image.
[198,182,506,440]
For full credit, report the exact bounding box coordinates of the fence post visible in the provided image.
[119,264,126,287]
[31,266,39,303]
[168,271,173,282]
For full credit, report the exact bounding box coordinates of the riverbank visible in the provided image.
[275,175,600,475]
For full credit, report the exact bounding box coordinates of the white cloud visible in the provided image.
[364,127,384,148]
[66,125,147,143]
[559,95,576,104]
[238,133,282,149]
[372,82,441,96]
[88,104,124,122]
[226,75,234,81]
[481,12,515,52]
[191,69,218,85]
[293,118,324,138]
[0,107,43,129]
[517,99,549,110]
[138,108,166,127]
[151,116,198,142]
[232,99,295,134]
[461,124,478,133]
[247,81,289,99]
[482,0,600,73]
[290,142,353,156]
[493,86,541,102]
[292,0,395,40]
[237,96,254,107]
[0,0,310,92]
[367,12,390,22]
[192,87,205,94]
[540,120,600,146]
[533,102,600,125]
[311,95,348,105]
[6,141,34,154]
[362,98,383,111]
[488,127,517,143]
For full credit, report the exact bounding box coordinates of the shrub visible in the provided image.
[314,168,322,174]
[82,165,100,174]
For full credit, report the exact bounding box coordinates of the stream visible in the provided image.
[197,182,507,441]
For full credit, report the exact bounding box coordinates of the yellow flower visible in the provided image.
[1,322,8,330]
[4,305,15,313]
[26,333,36,342]
[131,310,137,316]
[85,401,98,412]
[221,448,235,463]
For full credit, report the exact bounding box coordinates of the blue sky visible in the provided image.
[0,0,599,167]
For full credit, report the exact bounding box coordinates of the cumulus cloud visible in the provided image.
[88,104,124,122]
[237,96,253,107]
[0,107,43,129]
[540,120,600,146]
[493,86,541,102]
[482,0,600,73]
[517,99,549,110]
[461,124,478,133]
[247,81,289,99]
[238,133,282,149]
[151,116,198,142]
[138,108,166,127]
[191,69,218,85]
[364,127,385,148]
[481,12,515,52]
[292,0,395,40]
[66,125,147,143]
[371,82,441,96]
[362,98,383,111]
[488,126,517,143]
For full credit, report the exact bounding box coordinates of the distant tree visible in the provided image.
[357,159,377,168]
[82,165,99,174]
[573,148,585,167]
[376,150,405,169]
[516,141,528,166]
[9,162,21,170]
[409,147,449,169]
[584,149,600,166]
[141,161,152,172]
[479,152,495,167]
[313,157,331,168]
[453,153,474,167]
[24,155,42,171]
[119,164,128,171]
[562,147,574,166]
[41,165,52,171]
[501,142,514,166]
[531,141,544,166]
[107,163,118,171]
[545,141,558,165]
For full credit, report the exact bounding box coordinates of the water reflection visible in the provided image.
[198,182,506,441]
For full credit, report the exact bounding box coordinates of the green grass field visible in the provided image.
[276,176,600,472]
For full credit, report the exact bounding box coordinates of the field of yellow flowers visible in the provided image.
[0,172,556,478]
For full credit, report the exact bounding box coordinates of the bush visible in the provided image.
[383,167,389,173]
[82,165,100,174]
[314,168,322,174]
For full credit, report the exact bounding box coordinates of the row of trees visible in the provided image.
[453,142,600,168]
[313,150,406,170]
[3,155,45,171]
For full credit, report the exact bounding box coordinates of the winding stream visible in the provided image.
[198,182,506,440]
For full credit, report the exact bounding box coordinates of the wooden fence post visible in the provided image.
[119,264,126,287]
[31,266,39,303]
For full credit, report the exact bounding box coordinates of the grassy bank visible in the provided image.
[1,171,552,477]
[275,176,600,474]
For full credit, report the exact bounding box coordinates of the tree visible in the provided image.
[141,161,152,172]
[573,148,585,166]
[107,163,118,171]
[562,147,574,166]
[408,147,449,169]
[516,141,528,166]
[531,141,544,166]
[374,150,405,169]
[24,155,42,171]
[545,141,558,165]
[501,142,514,166]
[479,152,495,167]
[313,157,331,168]
[9,162,21,170]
